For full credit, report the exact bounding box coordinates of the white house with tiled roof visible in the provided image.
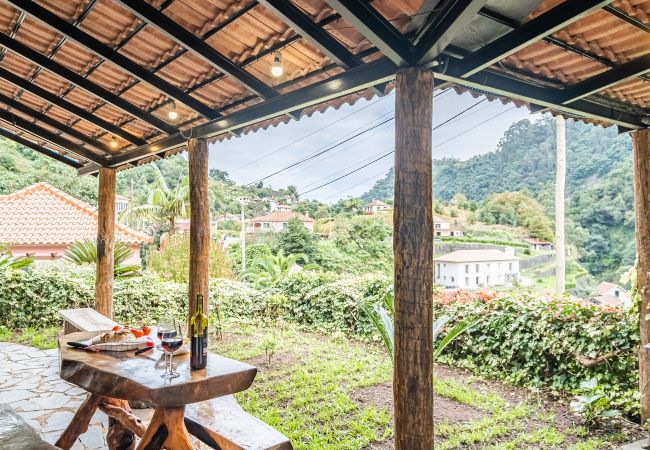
[363,199,391,215]
[0,183,151,263]
[433,215,463,237]
[435,248,519,289]
[251,211,314,233]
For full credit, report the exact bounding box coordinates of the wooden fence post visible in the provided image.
[188,138,210,322]
[96,167,116,318]
[393,67,434,449]
[633,129,650,423]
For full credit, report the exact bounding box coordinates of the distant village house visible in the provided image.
[363,199,391,215]
[435,248,519,289]
[590,282,632,309]
[433,216,463,237]
[251,211,314,233]
[0,183,151,264]
[525,238,554,251]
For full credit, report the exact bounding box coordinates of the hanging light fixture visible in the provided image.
[110,135,118,148]
[168,101,178,121]
[271,51,283,77]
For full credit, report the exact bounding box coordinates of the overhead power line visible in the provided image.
[303,105,518,199]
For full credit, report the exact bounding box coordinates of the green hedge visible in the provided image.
[0,264,389,337]
[434,294,639,417]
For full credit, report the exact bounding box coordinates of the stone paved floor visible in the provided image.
[0,341,152,450]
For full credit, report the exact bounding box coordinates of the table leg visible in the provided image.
[136,405,195,450]
[105,399,137,450]
[55,393,101,449]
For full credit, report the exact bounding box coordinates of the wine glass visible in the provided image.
[160,319,183,379]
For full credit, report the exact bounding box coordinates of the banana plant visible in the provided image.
[63,240,141,278]
[363,290,475,362]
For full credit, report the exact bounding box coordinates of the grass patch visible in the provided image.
[0,326,59,349]
[213,322,640,449]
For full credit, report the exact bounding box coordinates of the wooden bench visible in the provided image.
[185,396,292,450]
[58,307,120,334]
[0,404,60,450]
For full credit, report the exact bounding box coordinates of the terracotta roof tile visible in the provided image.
[0,182,152,245]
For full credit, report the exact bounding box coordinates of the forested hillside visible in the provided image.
[363,117,635,280]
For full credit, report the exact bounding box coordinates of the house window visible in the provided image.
[475,276,479,285]
[263,222,270,229]
[282,222,288,230]
[436,263,440,277]
[435,224,441,229]
[615,289,620,298]
[509,262,513,271]
[443,263,446,268]
[486,276,491,284]
[475,264,479,272]
[436,231,441,236]
[465,264,469,274]
[451,277,454,282]
[487,263,491,269]
[465,277,469,286]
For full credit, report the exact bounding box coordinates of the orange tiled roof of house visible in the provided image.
[0,182,151,245]
[251,211,314,223]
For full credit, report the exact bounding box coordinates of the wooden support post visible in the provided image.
[188,138,210,322]
[633,129,650,423]
[393,67,434,449]
[96,167,116,318]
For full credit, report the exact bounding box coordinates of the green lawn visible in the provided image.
[213,322,641,449]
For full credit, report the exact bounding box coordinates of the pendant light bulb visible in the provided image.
[168,101,178,121]
[271,51,283,77]
[110,135,118,148]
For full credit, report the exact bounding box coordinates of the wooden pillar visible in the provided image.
[393,67,434,449]
[188,138,210,321]
[633,129,650,422]
[96,167,116,318]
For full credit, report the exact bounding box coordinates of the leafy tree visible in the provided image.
[331,197,362,216]
[479,191,554,242]
[276,218,317,258]
[334,216,390,258]
[120,166,189,235]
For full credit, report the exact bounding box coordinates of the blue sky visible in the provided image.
[208,90,535,202]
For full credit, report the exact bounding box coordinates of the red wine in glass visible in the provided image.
[161,337,183,353]
[157,329,177,340]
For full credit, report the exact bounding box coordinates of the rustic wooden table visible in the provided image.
[56,331,257,450]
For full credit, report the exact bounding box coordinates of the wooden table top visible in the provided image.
[58,331,257,407]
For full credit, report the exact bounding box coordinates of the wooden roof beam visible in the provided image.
[0,31,172,137]
[323,0,414,66]
[413,0,489,65]
[458,0,612,77]
[7,0,217,120]
[0,65,146,146]
[117,0,278,100]
[0,90,113,153]
[558,54,650,104]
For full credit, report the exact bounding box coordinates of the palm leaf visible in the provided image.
[0,254,33,270]
[434,318,476,360]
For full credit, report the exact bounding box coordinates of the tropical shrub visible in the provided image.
[242,250,316,287]
[64,240,140,277]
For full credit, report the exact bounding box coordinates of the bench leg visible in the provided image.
[136,405,195,450]
[55,393,101,449]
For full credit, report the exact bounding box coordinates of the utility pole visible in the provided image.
[555,115,566,296]
[238,197,250,272]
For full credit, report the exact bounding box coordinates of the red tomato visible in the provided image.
[142,326,151,336]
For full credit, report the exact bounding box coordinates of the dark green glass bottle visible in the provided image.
[190,294,208,370]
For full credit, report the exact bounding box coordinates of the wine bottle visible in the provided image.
[190,293,208,370]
